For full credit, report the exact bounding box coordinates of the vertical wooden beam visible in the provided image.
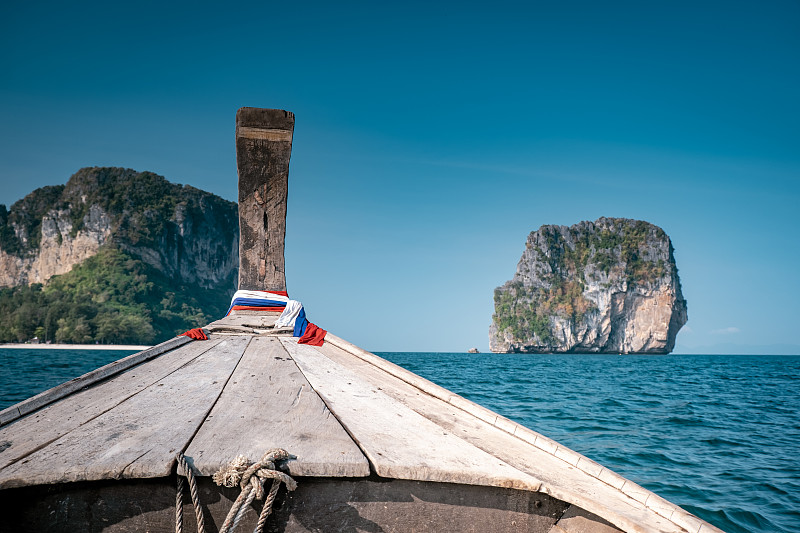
[236,107,294,291]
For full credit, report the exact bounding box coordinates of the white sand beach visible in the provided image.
[0,344,151,351]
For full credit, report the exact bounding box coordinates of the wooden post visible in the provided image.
[236,107,294,292]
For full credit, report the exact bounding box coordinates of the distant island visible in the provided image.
[490,217,687,354]
[0,167,238,345]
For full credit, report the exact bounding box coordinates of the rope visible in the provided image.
[256,479,282,532]
[176,475,184,533]
[175,453,206,533]
[213,449,297,533]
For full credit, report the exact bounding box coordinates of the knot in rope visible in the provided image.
[212,448,297,533]
[175,449,296,533]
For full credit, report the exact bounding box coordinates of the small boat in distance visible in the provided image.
[0,109,724,533]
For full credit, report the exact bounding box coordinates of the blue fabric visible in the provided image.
[293,307,308,337]
[226,297,287,315]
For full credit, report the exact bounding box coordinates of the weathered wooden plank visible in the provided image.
[236,107,293,292]
[206,312,280,329]
[0,338,224,472]
[280,338,543,491]
[314,340,690,533]
[0,336,251,489]
[183,337,369,477]
[0,336,192,427]
[206,324,283,335]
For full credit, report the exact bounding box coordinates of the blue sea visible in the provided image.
[1,349,799,533]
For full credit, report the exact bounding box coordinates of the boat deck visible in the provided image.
[0,313,720,532]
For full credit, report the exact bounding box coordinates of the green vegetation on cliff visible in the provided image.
[494,279,591,344]
[534,220,667,285]
[0,246,229,344]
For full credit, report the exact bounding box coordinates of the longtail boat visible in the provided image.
[0,108,724,533]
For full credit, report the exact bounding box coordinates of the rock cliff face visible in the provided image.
[490,217,687,354]
[0,205,112,286]
[0,167,238,290]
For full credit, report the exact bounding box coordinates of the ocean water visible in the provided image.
[0,348,139,408]
[1,349,798,533]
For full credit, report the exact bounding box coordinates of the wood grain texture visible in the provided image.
[236,107,294,292]
[0,337,251,489]
[207,313,280,329]
[280,338,543,492]
[0,338,224,473]
[0,336,192,427]
[237,126,293,141]
[182,337,369,477]
[315,340,687,533]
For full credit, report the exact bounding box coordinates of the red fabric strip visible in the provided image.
[179,328,208,340]
[252,290,289,297]
[298,322,327,346]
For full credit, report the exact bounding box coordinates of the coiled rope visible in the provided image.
[175,449,297,533]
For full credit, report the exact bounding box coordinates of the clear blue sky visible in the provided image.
[1,1,798,353]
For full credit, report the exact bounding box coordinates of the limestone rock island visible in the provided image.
[490,217,687,354]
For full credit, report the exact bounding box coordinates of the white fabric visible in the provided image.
[229,289,290,305]
[275,300,303,328]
